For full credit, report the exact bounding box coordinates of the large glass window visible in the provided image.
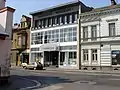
[91,25,97,40]
[83,26,88,41]
[31,27,77,45]
[68,52,76,65]
[31,32,43,45]
[83,49,88,61]
[91,49,97,61]
[109,23,116,36]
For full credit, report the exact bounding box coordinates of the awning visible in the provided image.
[22,49,30,54]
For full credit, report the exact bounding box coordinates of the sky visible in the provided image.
[6,0,120,23]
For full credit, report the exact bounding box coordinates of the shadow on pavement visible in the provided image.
[4,74,74,90]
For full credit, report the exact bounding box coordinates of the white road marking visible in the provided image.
[33,85,63,90]
[19,77,41,90]
[63,71,120,77]
[108,78,120,81]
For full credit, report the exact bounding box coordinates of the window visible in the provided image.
[83,26,88,41]
[22,36,25,45]
[17,36,21,46]
[21,22,26,28]
[91,25,97,40]
[68,52,77,65]
[83,49,88,61]
[91,49,97,61]
[69,52,77,59]
[109,23,115,36]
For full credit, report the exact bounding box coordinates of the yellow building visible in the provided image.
[11,15,31,66]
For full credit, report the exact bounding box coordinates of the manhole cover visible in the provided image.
[75,81,97,85]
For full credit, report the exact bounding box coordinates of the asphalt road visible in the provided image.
[1,68,120,90]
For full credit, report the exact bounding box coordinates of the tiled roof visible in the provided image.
[81,4,120,16]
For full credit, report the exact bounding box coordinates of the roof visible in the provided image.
[30,0,81,15]
[81,4,120,16]
[22,15,31,21]
[0,32,9,37]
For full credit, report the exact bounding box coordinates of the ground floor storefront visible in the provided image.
[11,49,30,66]
[30,44,77,69]
[81,43,120,70]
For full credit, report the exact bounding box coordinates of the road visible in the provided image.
[1,68,120,90]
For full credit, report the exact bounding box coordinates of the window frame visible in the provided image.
[83,49,89,61]
[91,49,97,61]
[83,26,88,41]
[109,23,116,36]
[91,25,97,40]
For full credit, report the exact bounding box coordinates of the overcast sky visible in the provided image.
[6,0,120,23]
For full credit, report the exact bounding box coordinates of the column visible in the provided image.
[70,14,72,24]
[42,20,44,28]
[77,19,81,69]
[58,51,60,67]
[60,16,63,25]
[55,17,57,26]
[65,15,67,24]
[74,13,77,23]
[64,52,68,66]
[45,19,48,27]
[38,20,41,28]
[89,49,92,66]
[51,18,52,26]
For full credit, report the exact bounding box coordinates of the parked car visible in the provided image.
[24,62,43,70]
[21,63,27,68]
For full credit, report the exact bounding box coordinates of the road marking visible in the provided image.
[19,77,41,90]
[33,85,63,90]
[63,71,120,77]
[108,78,120,81]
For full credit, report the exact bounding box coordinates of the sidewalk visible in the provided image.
[44,67,120,75]
[11,66,120,75]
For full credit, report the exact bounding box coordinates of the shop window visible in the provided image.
[68,52,77,65]
[111,50,120,65]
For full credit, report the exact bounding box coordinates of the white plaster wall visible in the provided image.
[81,21,100,42]
[0,11,7,33]
[100,14,120,37]
[5,11,14,38]
[0,10,14,76]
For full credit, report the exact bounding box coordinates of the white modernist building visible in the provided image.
[80,3,120,70]
[30,1,92,69]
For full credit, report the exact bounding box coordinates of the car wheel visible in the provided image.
[33,67,36,70]
[24,67,27,69]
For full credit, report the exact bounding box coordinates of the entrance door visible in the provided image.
[44,51,59,67]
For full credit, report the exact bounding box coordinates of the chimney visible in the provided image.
[111,0,117,5]
[0,0,6,9]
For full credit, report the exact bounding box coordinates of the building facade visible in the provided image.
[11,15,31,66]
[30,1,92,69]
[80,3,120,70]
[0,0,15,84]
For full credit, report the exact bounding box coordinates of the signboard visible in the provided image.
[40,44,59,51]
[111,50,120,65]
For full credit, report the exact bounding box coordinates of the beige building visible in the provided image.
[11,15,31,66]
